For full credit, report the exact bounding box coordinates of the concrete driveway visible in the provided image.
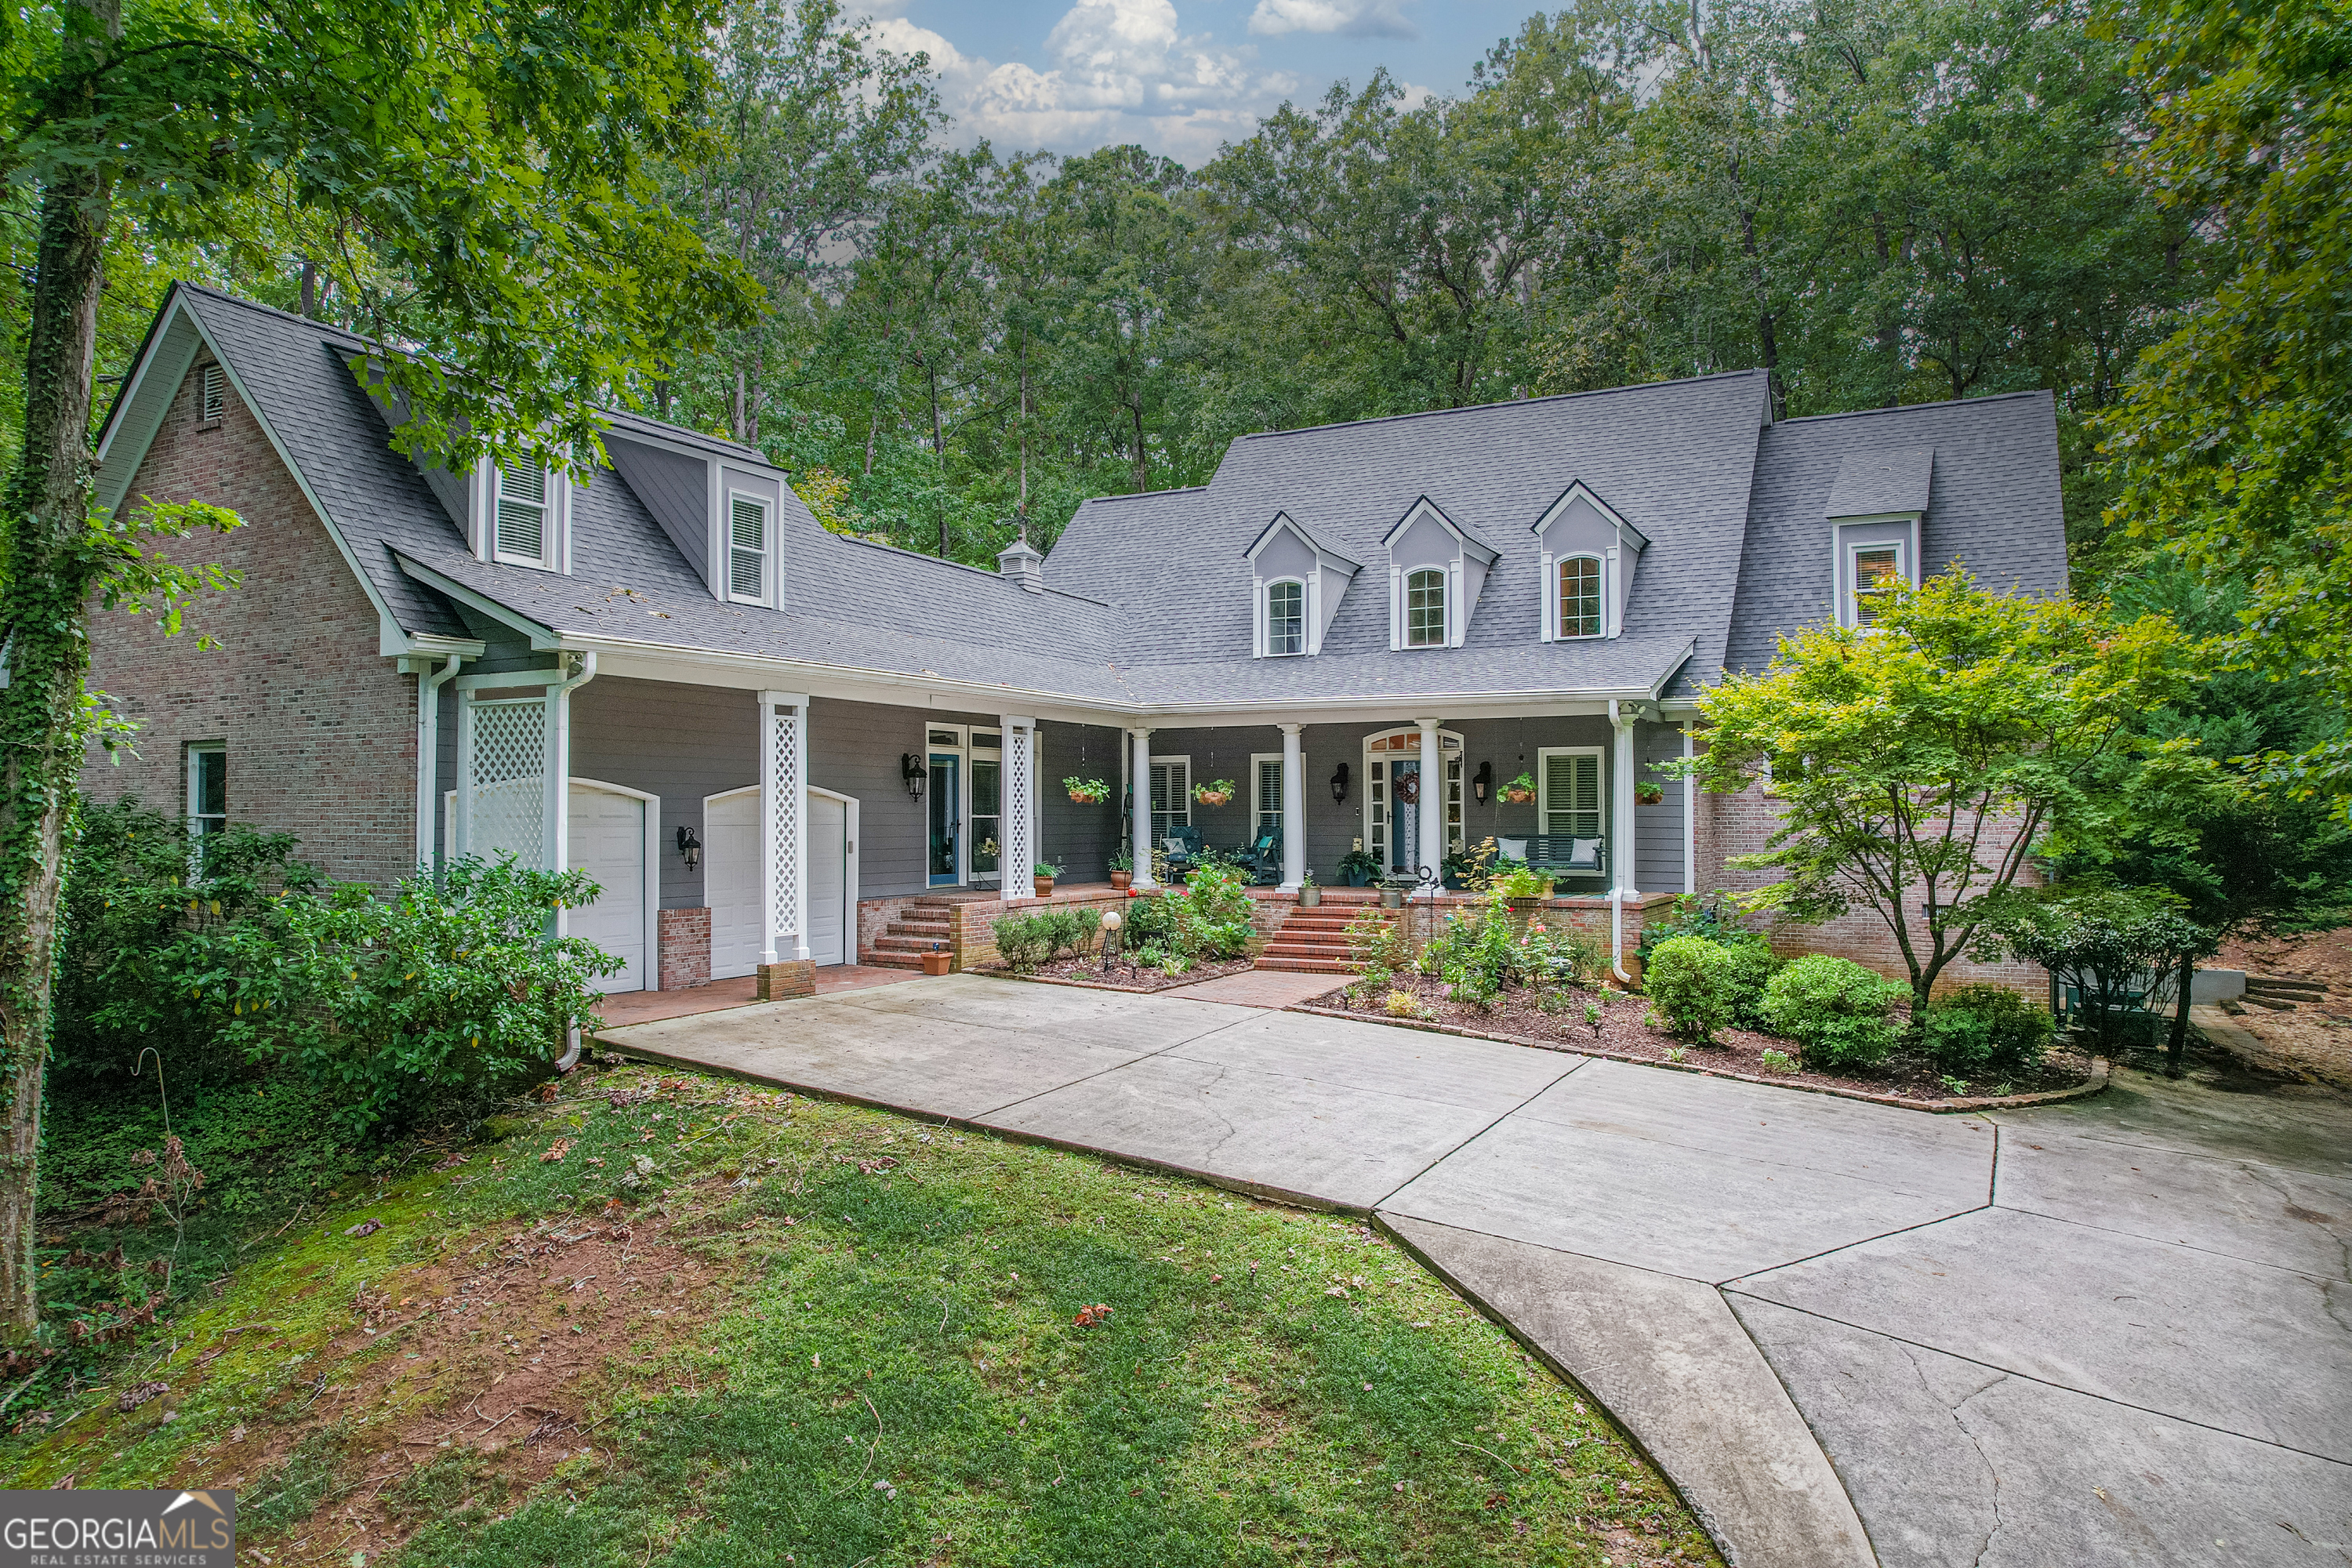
[596,974,2352,1568]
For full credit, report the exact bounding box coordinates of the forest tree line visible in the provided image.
[5,0,2214,582]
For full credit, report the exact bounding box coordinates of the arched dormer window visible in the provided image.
[1558,555,1602,638]
[1404,568,1446,648]
[1266,579,1305,655]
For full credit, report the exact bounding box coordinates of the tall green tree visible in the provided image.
[0,0,753,1338]
[2100,0,2352,800]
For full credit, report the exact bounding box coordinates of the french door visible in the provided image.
[1364,728,1464,877]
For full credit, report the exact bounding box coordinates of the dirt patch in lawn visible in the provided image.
[979,953,1258,992]
[1308,974,2100,1107]
[2211,927,2352,1089]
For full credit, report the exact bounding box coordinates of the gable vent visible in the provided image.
[198,364,225,422]
[495,465,546,561]
[730,495,768,599]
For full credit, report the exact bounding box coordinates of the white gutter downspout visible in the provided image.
[416,655,463,873]
[1609,699,1634,986]
[1682,720,1696,896]
[550,652,598,1071]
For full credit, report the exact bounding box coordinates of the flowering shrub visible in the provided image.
[1417,891,1601,1004]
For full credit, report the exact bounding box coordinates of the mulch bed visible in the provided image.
[1308,971,2102,1109]
[978,953,1259,993]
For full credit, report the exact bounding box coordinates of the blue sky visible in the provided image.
[866,0,1543,165]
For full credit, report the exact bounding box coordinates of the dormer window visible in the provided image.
[1558,556,1602,638]
[494,464,550,567]
[1534,482,1645,642]
[1266,579,1305,655]
[1404,569,1446,648]
[1383,497,1494,651]
[729,493,770,603]
[1851,543,1904,626]
[1247,512,1359,658]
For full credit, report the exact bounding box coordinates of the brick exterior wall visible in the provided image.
[659,906,712,990]
[82,353,419,888]
[1692,768,2045,998]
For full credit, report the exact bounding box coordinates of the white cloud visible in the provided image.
[875,0,1301,164]
[1246,0,1414,40]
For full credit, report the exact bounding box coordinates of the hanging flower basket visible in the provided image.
[1501,770,1536,805]
[1063,776,1111,804]
[1192,779,1236,808]
[1635,781,1666,806]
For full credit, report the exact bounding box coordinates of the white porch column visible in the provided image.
[1682,720,1696,895]
[758,689,811,964]
[1414,715,1444,891]
[1129,726,1157,889]
[545,653,597,938]
[1279,723,1306,891]
[411,655,461,872]
[1000,714,1037,898]
[1610,701,1636,981]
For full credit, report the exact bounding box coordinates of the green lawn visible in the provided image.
[6,1054,1719,1567]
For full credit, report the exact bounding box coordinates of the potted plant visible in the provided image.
[1338,840,1381,887]
[1298,870,1321,908]
[1501,770,1536,805]
[1108,848,1134,891]
[1493,863,1554,909]
[1064,776,1110,804]
[1033,860,1062,898]
[1192,779,1236,808]
[1635,780,1666,805]
[920,942,952,976]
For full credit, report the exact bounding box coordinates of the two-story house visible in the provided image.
[82,284,2066,995]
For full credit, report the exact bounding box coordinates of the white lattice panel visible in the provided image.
[770,702,803,948]
[1003,724,1034,882]
[470,698,547,866]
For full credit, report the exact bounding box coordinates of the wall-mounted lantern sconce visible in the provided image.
[675,826,702,869]
[1472,760,1493,804]
[1330,762,1350,805]
[901,753,928,801]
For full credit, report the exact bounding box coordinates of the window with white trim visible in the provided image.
[187,742,226,867]
[1404,568,1446,648]
[1265,580,1304,655]
[1559,555,1602,638]
[1538,746,1603,840]
[1250,753,1284,841]
[494,464,550,565]
[1149,757,1191,844]
[1851,543,1904,627]
[729,493,769,602]
[197,364,225,423]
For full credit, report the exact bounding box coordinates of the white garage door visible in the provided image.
[567,784,648,993]
[706,789,760,980]
[706,787,851,974]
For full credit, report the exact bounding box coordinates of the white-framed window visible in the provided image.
[1537,746,1604,840]
[1265,579,1305,655]
[197,364,225,423]
[1149,756,1191,844]
[1850,541,1904,627]
[187,742,227,866]
[1559,555,1602,639]
[1250,753,1285,842]
[729,492,770,602]
[1404,568,1446,648]
[494,463,551,566]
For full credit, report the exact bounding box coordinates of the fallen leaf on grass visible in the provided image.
[1073,1304,1112,1327]
[343,1220,383,1238]
[541,1139,572,1163]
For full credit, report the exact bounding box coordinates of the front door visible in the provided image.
[927,752,961,886]
[970,753,1000,885]
[1388,758,1421,878]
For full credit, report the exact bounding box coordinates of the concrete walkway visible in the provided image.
[593,975,2352,1568]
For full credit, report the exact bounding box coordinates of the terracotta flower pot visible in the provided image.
[1502,787,1534,805]
[1034,877,1054,898]
[1109,869,1133,889]
[1069,790,1105,804]
[920,950,952,976]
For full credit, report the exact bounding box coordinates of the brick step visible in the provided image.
[860,952,930,971]
[1276,916,1388,935]
[1261,939,1359,960]
[1252,956,1357,974]
[2245,974,2325,996]
[887,920,952,939]
[873,934,950,954]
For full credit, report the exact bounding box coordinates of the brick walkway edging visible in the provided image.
[1286,1004,2111,1115]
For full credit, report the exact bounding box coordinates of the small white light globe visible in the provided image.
[1100,910,1123,932]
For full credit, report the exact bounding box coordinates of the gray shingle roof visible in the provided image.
[1719,393,2068,688]
[162,284,2065,715]
[1824,446,1934,518]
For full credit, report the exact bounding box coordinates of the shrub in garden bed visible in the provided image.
[1760,953,1910,1069]
[1922,982,2055,1076]
[993,907,1097,972]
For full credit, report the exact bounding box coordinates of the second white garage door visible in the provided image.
[566,782,652,993]
[706,787,854,975]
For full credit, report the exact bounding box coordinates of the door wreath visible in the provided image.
[1392,770,1421,806]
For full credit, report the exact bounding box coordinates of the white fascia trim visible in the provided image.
[1380,495,1497,566]
[1530,480,1650,553]
[391,554,563,650]
[103,290,454,663]
[1244,511,1363,573]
